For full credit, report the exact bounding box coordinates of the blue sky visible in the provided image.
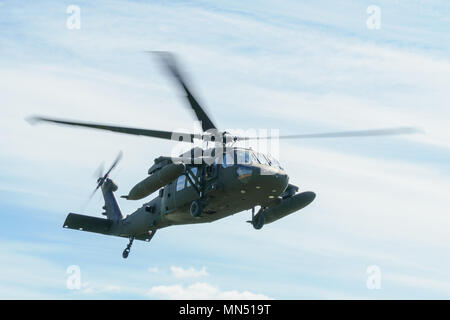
[1,0,450,299]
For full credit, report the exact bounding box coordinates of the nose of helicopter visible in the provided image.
[236,165,289,199]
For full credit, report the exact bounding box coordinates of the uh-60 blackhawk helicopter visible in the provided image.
[29,52,419,258]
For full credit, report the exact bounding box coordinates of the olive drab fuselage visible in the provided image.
[123,147,290,234]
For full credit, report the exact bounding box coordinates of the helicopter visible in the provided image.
[29,52,419,258]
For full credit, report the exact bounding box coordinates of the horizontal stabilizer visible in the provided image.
[63,213,113,235]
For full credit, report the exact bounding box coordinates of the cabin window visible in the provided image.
[222,152,234,168]
[186,167,198,187]
[176,175,186,191]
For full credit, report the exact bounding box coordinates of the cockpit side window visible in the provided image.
[176,175,186,191]
[236,150,251,165]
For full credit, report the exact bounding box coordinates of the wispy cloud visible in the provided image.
[147,282,271,300]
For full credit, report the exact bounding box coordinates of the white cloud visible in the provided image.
[147,282,271,300]
[170,266,209,279]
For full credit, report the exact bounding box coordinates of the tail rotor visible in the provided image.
[84,151,123,207]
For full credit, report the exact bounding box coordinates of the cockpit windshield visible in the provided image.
[254,152,269,165]
[235,149,283,170]
[265,153,283,169]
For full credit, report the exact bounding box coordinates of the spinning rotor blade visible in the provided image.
[93,162,105,180]
[149,51,217,132]
[104,150,123,179]
[234,127,421,141]
[87,184,101,202]
[86,162,105,201]
[29,116,420,144]
[85,175,105,208]
[28,116,201,143]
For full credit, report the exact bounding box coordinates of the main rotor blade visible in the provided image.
[28,116,201,142]
[150,51,217,132]
[235,127,422,140]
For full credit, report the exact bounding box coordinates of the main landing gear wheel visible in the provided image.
[190,199,203,218]
[122,237,134,259]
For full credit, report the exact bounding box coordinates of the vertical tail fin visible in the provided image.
[101,178,124,221]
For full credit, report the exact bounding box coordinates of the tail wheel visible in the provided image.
[190,200,203,217]
[252,212,265,230]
